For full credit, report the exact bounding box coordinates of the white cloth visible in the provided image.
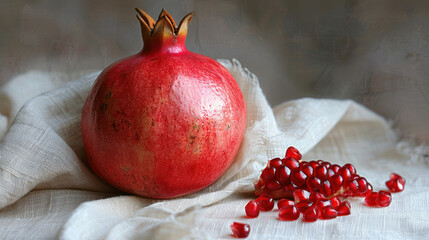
[0,59,428,239]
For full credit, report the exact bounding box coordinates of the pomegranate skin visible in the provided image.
[81,9,246,199]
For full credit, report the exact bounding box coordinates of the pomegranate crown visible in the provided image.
[136,8,195,41]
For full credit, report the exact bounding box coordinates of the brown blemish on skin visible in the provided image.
[112,122,118,132]
[100,103,108,113]
[106,91,112,99]
[186,135,196,149]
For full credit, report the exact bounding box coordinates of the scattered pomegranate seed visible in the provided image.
[302,204,319,222]
[364,192,378,206]
[316,199,332,210]
[279,205,300,221]
[285,146,302,160]
[329,196,341,208]
[231,222,250,238]
[376,191,392,207]
[386,173,405,192]
[255,194,274,211]
[296,200,313,212]
[386,178,404,192]
[321,206,338,219]
[336,201,351,216]
[278,199,295,209]
[245,200,259,218]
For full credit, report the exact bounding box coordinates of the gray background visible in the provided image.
[1,0,429,143]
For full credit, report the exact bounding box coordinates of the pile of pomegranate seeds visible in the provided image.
[232,146,406,236]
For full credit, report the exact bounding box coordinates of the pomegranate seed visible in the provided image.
[284,182,298,193]
[336,201,351,216]
[356,177,368,193]
[377,191,392,207]
[283,157,300,170]
[327,169,336,178]
[359,183,372,197]
[347,179,359,193]
[306,176,322,192]
[315,165,329,181]
[245,200,259,218]
[386,178,405,192]
[320,180,333,197]
[296,200,313,212]
[255,194,274,211]
[338,167,352,183]
[329,164,341,173]
[321,206,338,219]
[321,161,331,168]
[317,199,332,210]
[231,222,250,238]
[293,189,310,203]
[291,169,307,187]
[261,167,275,181]
[329,196,341,208]
[390,173,406,184]
[266,180,282,191]
[364,192,378,206]
[275,165,291,185]
[343,163,357,175]
[329,175,344,192]
[302,204,319,222]
[278,199,295,209]
[309,192,326,202]
[278,205,300,221]
[269,158,282,169]
[300,164,314,177]
[285,146,302,160]
[308,160,319,170]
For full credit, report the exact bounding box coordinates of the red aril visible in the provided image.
[255,194,274,211]
[231,222,250,238]
[303,204,320,222]
[321,206,338,219]
[279,205,300,221]
[336,201,351,216]
[376,191,392,207]
[386,173,405,192]
[81,9,246,199]
[269,158,283,169]
[296,200,313,212]
[365,192,378,206]
[285,147,302,160]
[277,199,295,209]
[245,200,259,218]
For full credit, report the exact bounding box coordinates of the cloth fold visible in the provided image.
[0,59,427,239]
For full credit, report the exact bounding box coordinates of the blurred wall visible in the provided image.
[1,0,429,143]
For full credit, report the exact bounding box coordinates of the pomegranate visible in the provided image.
[81,8,246,199]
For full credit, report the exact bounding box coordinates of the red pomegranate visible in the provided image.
[81,8,246,199]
